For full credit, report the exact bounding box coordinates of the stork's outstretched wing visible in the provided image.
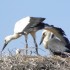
[27,22,67,45]
[44,26,67,44]
[50,25,66,36]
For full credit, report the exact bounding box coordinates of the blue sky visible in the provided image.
[0,0,70,55]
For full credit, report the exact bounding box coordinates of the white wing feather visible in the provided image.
[14,16,45,33]
[14,16,30,33]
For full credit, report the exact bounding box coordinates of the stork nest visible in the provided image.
[0,54,70,70]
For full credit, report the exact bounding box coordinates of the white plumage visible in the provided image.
[2,16,45,55]
[14,16,30,33]
[14,16,44,33]
[40,30,70,57]
[2,16,67,56]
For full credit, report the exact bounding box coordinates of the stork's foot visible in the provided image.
[36,50,41,56]
[36,50,38,55]
[36,52,41,56]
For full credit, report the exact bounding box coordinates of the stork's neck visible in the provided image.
[44,32,52,42]
[43,32,52,48]
[43,35,50,43]
[9,33,21,40]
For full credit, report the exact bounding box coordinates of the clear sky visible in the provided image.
[0,0,70,55]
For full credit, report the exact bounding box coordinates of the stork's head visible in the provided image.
[40,30,51,45]
[2,34,21,51]
[2,35,12,51]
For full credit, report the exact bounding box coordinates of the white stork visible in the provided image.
[40,30,70,57]
[2,16,67,55]
[2,16,45,55]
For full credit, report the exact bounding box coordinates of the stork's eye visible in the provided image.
[43,33,45,36]
[43,33,46,36]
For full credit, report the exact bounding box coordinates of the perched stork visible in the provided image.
[2,16,67,55]
[40,30,70,57]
